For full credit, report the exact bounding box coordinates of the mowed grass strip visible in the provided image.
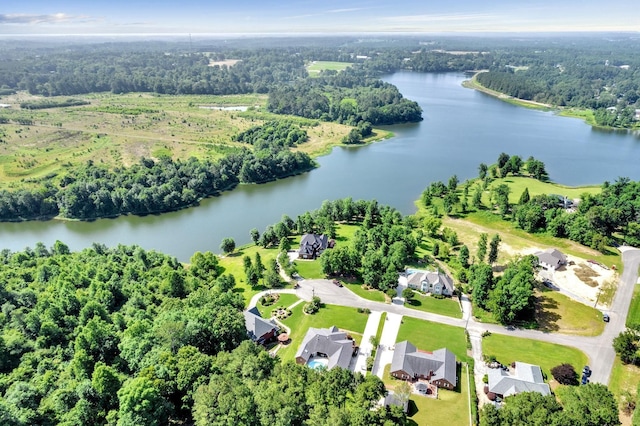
[626,285,640,328]
[535,290,604,336]
[306,61,353,76]
[482,333,588,379]
[396,317,469,362]
[405,292,462,318]
[277,303,368,362]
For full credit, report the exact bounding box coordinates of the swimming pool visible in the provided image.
[307,358,329,370]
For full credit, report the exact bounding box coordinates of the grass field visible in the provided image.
[276,302,368,362]
[609,356,640,402]
[256,293,300,318]
[535,289,604,336]
[294,259,324,279]
[482,333,588,379]
[627,285,640,328]
[487,176,601,205]
[405,292,463,319]
[306,61,353,77]
[0,91,354,190]
[217,244,284,304]
[396,317,470,362]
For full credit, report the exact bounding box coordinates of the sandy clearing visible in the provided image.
[208,59,240,67]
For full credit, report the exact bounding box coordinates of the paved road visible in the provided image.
[256,248,640,386]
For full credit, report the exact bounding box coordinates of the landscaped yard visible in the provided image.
[256,293,300,318]
[482,333,588,379]
[276,302,369,362]
[294,259,324,279]
[535,289,604,336]
[405,292,463,318]
[396,317,470,362]
[342,280,387,302]
[406,364,471,426]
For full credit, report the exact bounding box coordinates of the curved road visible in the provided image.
[250,248,640,385]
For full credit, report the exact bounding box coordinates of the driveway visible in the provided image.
[373,313,403,379]
[352,311,382,374]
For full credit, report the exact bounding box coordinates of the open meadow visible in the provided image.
[0,91,354,190]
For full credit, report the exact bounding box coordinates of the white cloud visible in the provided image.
[0,13,94,25]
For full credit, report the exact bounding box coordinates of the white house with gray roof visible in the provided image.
[405,269,454,296]
[488,362,551,398]
[295,326,355,370]
[535,248,567,272]
[390,341,457,389]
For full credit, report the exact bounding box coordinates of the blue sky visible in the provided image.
[1,0,639,34]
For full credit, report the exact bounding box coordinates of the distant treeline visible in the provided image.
[0,139,313,221]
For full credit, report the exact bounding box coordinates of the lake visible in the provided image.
[1,72,639,261]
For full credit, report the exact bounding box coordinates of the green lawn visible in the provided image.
[396,317,470,362]
[406,292,463,318]
[306,61,353,76]
[342,280,387,302]
[407,364,471,426]
[277,303,369,362]
[294,259,324,279]
[536,289,604,336]
[608,356,640,401]
[256,293,300,318]
[482,333,588,379]
[487,176,600,205]
[217,244,284,305]
[627,285,640,328]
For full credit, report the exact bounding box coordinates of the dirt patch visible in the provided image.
[573,264,599,287]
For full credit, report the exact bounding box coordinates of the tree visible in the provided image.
[551,363,579,385]
[613,329,639,364]
[478,163,488,180]
[488,234,501,265]
[497,152,510,169]
[477,233,488,263]
[448,175,459,192]
[459,245,470,267]
[489,257,535,324]
[423,215,442,237]
[279,237,291,252]
[471,263,493,309]
[480,391,562,426]
[402,288,415,303]
[473,187,483,209]
[220,237,236,255]
[250,228,260,245]
[518,187,530,205]
[559,383,620,426]
[117,377,170,426]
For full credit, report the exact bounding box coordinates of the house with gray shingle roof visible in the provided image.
[390,341,457,389]
[298,234,333,259]
[535,248,567,272]
[295,326,355,370]
[406,269,454,296]
[244,307,279,345]
[488,362,551,398]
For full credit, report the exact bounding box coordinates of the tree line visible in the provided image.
[0,140,314,221]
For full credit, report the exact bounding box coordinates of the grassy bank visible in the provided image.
[462,75,554,112]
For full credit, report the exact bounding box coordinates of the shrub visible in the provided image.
[483,374,489,384]
[366,356,374,371]
[481,330,492,338]
[551,363,579,385]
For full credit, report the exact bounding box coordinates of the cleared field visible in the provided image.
[306,61,353,76]
[0,92,353,190]
[535,289,604,336]
[482,333,588,380]
[486,176,601,205]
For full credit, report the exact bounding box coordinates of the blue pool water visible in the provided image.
[307,359,329,370]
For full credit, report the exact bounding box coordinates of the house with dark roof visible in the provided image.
[390,341,457,389]
[298,234,333,259]
[488,362,551,398]
[244,307,279,345]
[295,326,355,370]
[535,248,567,272]
[405,269,454,296]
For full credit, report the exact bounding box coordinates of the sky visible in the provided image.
[1,0,639,35]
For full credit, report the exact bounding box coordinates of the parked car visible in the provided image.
[581,374,589,385]
[583,366,591,377]
[603,313,610,322]
[332,279,343,287]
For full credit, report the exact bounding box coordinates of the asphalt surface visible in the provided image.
[251,248,640,386]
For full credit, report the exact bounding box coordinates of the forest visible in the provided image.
[0,133,314,221]
[0,242,404,426]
